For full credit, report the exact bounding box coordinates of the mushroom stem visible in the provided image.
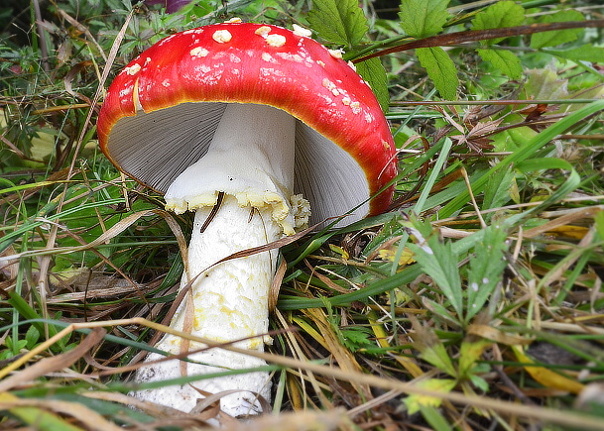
[133,104,309,415]
[134,195,279,415]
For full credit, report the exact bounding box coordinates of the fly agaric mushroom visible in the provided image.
[97,22,397,416]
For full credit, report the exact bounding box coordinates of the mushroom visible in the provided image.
[97,22,397,416]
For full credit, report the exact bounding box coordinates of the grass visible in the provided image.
[1,0,604,429]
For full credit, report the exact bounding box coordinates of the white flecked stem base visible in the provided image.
[133,195,280,416]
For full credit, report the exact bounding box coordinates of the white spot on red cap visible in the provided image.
[318,94,333,105]
[322,78,334,90]
[276,52,303,63]
[118,87,132,97]
[162,79,170,87]
[266,34,286,47]
[190,47,209,58]
[260,67,285,78]
[212,30,232,43]
[328,49,343,59]
[255,26,271,38]
[225,17,242,23]
[347,61,356,71]
[124,64,141,75]
[183,29,203,35]
[261,52,277,63]
[157,34,177,46]
[350,101,361,114]
[292,24,312,37]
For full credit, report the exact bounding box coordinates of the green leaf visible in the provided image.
[399,0,450,38]
[416,47,458,100]
[419,405,454,431]
[524,67,568,101]
[355,57,390,112]
[308,0,369,47]
[471,1,525,44]
[595,210,604,240]
[459,339,491,377]
[419,342,457,377]
[408,218,463,318]
[469,373,490,392]
[423,297,460,327]
[530,10,584,49]
[25,325,41,349]
[545,44,604,63]
[341,328,373,352]
[482,166,515,213]
[465,224,509,323]
[477,48,523,79]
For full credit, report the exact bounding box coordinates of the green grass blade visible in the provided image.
[439,100,604,218]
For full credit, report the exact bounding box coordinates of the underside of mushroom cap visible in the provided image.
[97,22,397,224]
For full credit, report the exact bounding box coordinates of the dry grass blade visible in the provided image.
[0,328,106,391]
[0,209,180,263]
[5,318,603,429]
[0,393,123,431]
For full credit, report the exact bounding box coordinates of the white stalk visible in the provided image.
[133,104,309,416]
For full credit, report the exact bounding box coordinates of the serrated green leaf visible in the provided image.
[465,224,509,323]
[399,0,450,38]
[472,1,524,45]
[477,48,523,80]
[530,10,584,49]
[545,44,604,63]
[416,47,458,100]
[341,328,373,351]
[355,58,390,112]
[308,0,369,47]
[408,218,463,317]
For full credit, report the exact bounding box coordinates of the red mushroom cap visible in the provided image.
[98,22,397,224]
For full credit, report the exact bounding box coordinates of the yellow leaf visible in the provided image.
[512,345,584,394]
[459,339,491,376]
[368,312,424,378]
[404,378,457,414]
[328,244,350,260]
[378,248,415,266]
[547,225,589,240]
